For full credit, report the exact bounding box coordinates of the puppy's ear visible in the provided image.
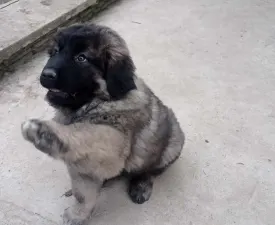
[105,53,137,99]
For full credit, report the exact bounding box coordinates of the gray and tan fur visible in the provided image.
[21,23,185,225]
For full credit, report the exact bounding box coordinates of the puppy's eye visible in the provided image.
[75,55,87,63]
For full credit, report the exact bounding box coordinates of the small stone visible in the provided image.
[40,0,52,6]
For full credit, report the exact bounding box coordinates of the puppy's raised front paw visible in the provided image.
[21,119,59,155]
[22,119,41,142]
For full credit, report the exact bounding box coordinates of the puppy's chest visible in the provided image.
[56,105,141,133]
[88,113,128,132]
[70,110,132,133]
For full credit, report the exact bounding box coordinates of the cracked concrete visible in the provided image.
[0,200,57,225]
[0,0,275,224]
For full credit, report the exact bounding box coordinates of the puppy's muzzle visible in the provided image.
[40,68,57,88]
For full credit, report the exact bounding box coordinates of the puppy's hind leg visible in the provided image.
[128,173,153,204]
[127,167,169,204]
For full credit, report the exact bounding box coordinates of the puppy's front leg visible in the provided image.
[21,119,127,178]
[21,119,126,224]
[21,119,67,158]
[64,168,102,225]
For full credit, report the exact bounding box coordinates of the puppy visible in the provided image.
[21,23,185,225]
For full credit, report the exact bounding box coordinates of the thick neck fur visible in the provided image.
[53,77,150,126]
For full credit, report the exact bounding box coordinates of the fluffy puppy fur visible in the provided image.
[21,23,185,225]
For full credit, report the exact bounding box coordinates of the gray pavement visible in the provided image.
[0,0,95,51]
[0,0,12,5]
[1,0,275,224]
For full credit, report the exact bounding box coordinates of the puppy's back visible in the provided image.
[125,77,184,173]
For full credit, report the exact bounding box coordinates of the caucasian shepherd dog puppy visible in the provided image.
[21,23,185,225]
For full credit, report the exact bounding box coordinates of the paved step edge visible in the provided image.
[0,0,118,79]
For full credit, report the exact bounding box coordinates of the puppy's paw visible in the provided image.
[21,119,60,155]
[21,119,41,142]
[63,207,89,225]
[128,176,153,204]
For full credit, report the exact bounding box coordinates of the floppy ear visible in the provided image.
[105,54,137,99]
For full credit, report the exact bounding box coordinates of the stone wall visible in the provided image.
[0,0,118,78]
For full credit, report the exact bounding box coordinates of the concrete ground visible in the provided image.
[1,0,275,224]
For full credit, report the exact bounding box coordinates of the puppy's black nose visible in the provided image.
[41,69,57,80]
[40,68,58,88]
